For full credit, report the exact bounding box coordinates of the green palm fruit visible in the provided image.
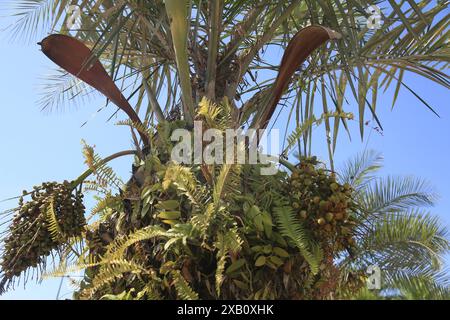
[325,212,334,222]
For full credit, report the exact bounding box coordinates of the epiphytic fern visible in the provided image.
[105,225,169,260]
[273,205,320,275]
[116,119,154,143]
[90,193,123,221]
[81,140,124,189]
[172,270,199,300]
[284,112,354,155]
[45,197,63,242]
[197,97,233,130]
[81,259,150,299]
[214,227,243,296]
[163,163,210,208]
[213,164,242,205]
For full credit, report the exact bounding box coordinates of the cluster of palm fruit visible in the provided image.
[289,157,357,251]
[0,181,86,281]
[285,157,361,298]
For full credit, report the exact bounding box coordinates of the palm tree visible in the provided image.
[0,0,448,299]
[337,150,449,299]
[5,1,449,152]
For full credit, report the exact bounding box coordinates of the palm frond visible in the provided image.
[338,149,384,190]
[370,210,448,267]
[37,68,97,113]
[352,210,449,283]
[164,0,194,124]
[3,0,58,43]
[358,176,437,216]
[388,273,450,300]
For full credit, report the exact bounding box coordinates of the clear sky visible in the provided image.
[0,18,449,300]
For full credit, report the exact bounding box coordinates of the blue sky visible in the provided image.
[1,16,449,300]
[0,39,137,299]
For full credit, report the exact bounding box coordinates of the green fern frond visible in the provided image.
[43,258,95,279]
[213,165,231,206]
[83,180,109,194]
[197,97,233,130]
[162,223,197,251]
[81,140,124,189]
[91,193,123,220]
[213,164,241,205]
[81,140,96,171]
[45,197,63,242]
[140,284,163,300]
[130,279,163,300]
[163,164,209,207]
[284,112,354,155]
[116,119,154,142]
[273,205,319,274]
[215,254,226,296]
[198,97,222,127]
[46,256,149,299]
[82,259,149,299]
[93,161,123,189]
[215,255,227,296]
[218,97,233,129]
[101,289,136,300]
[172,270,199,300]
[343,287,381,300]
[214,227,243,296]
[190,210,212,235]
[105,225,169,260]
[221,227,243,254]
